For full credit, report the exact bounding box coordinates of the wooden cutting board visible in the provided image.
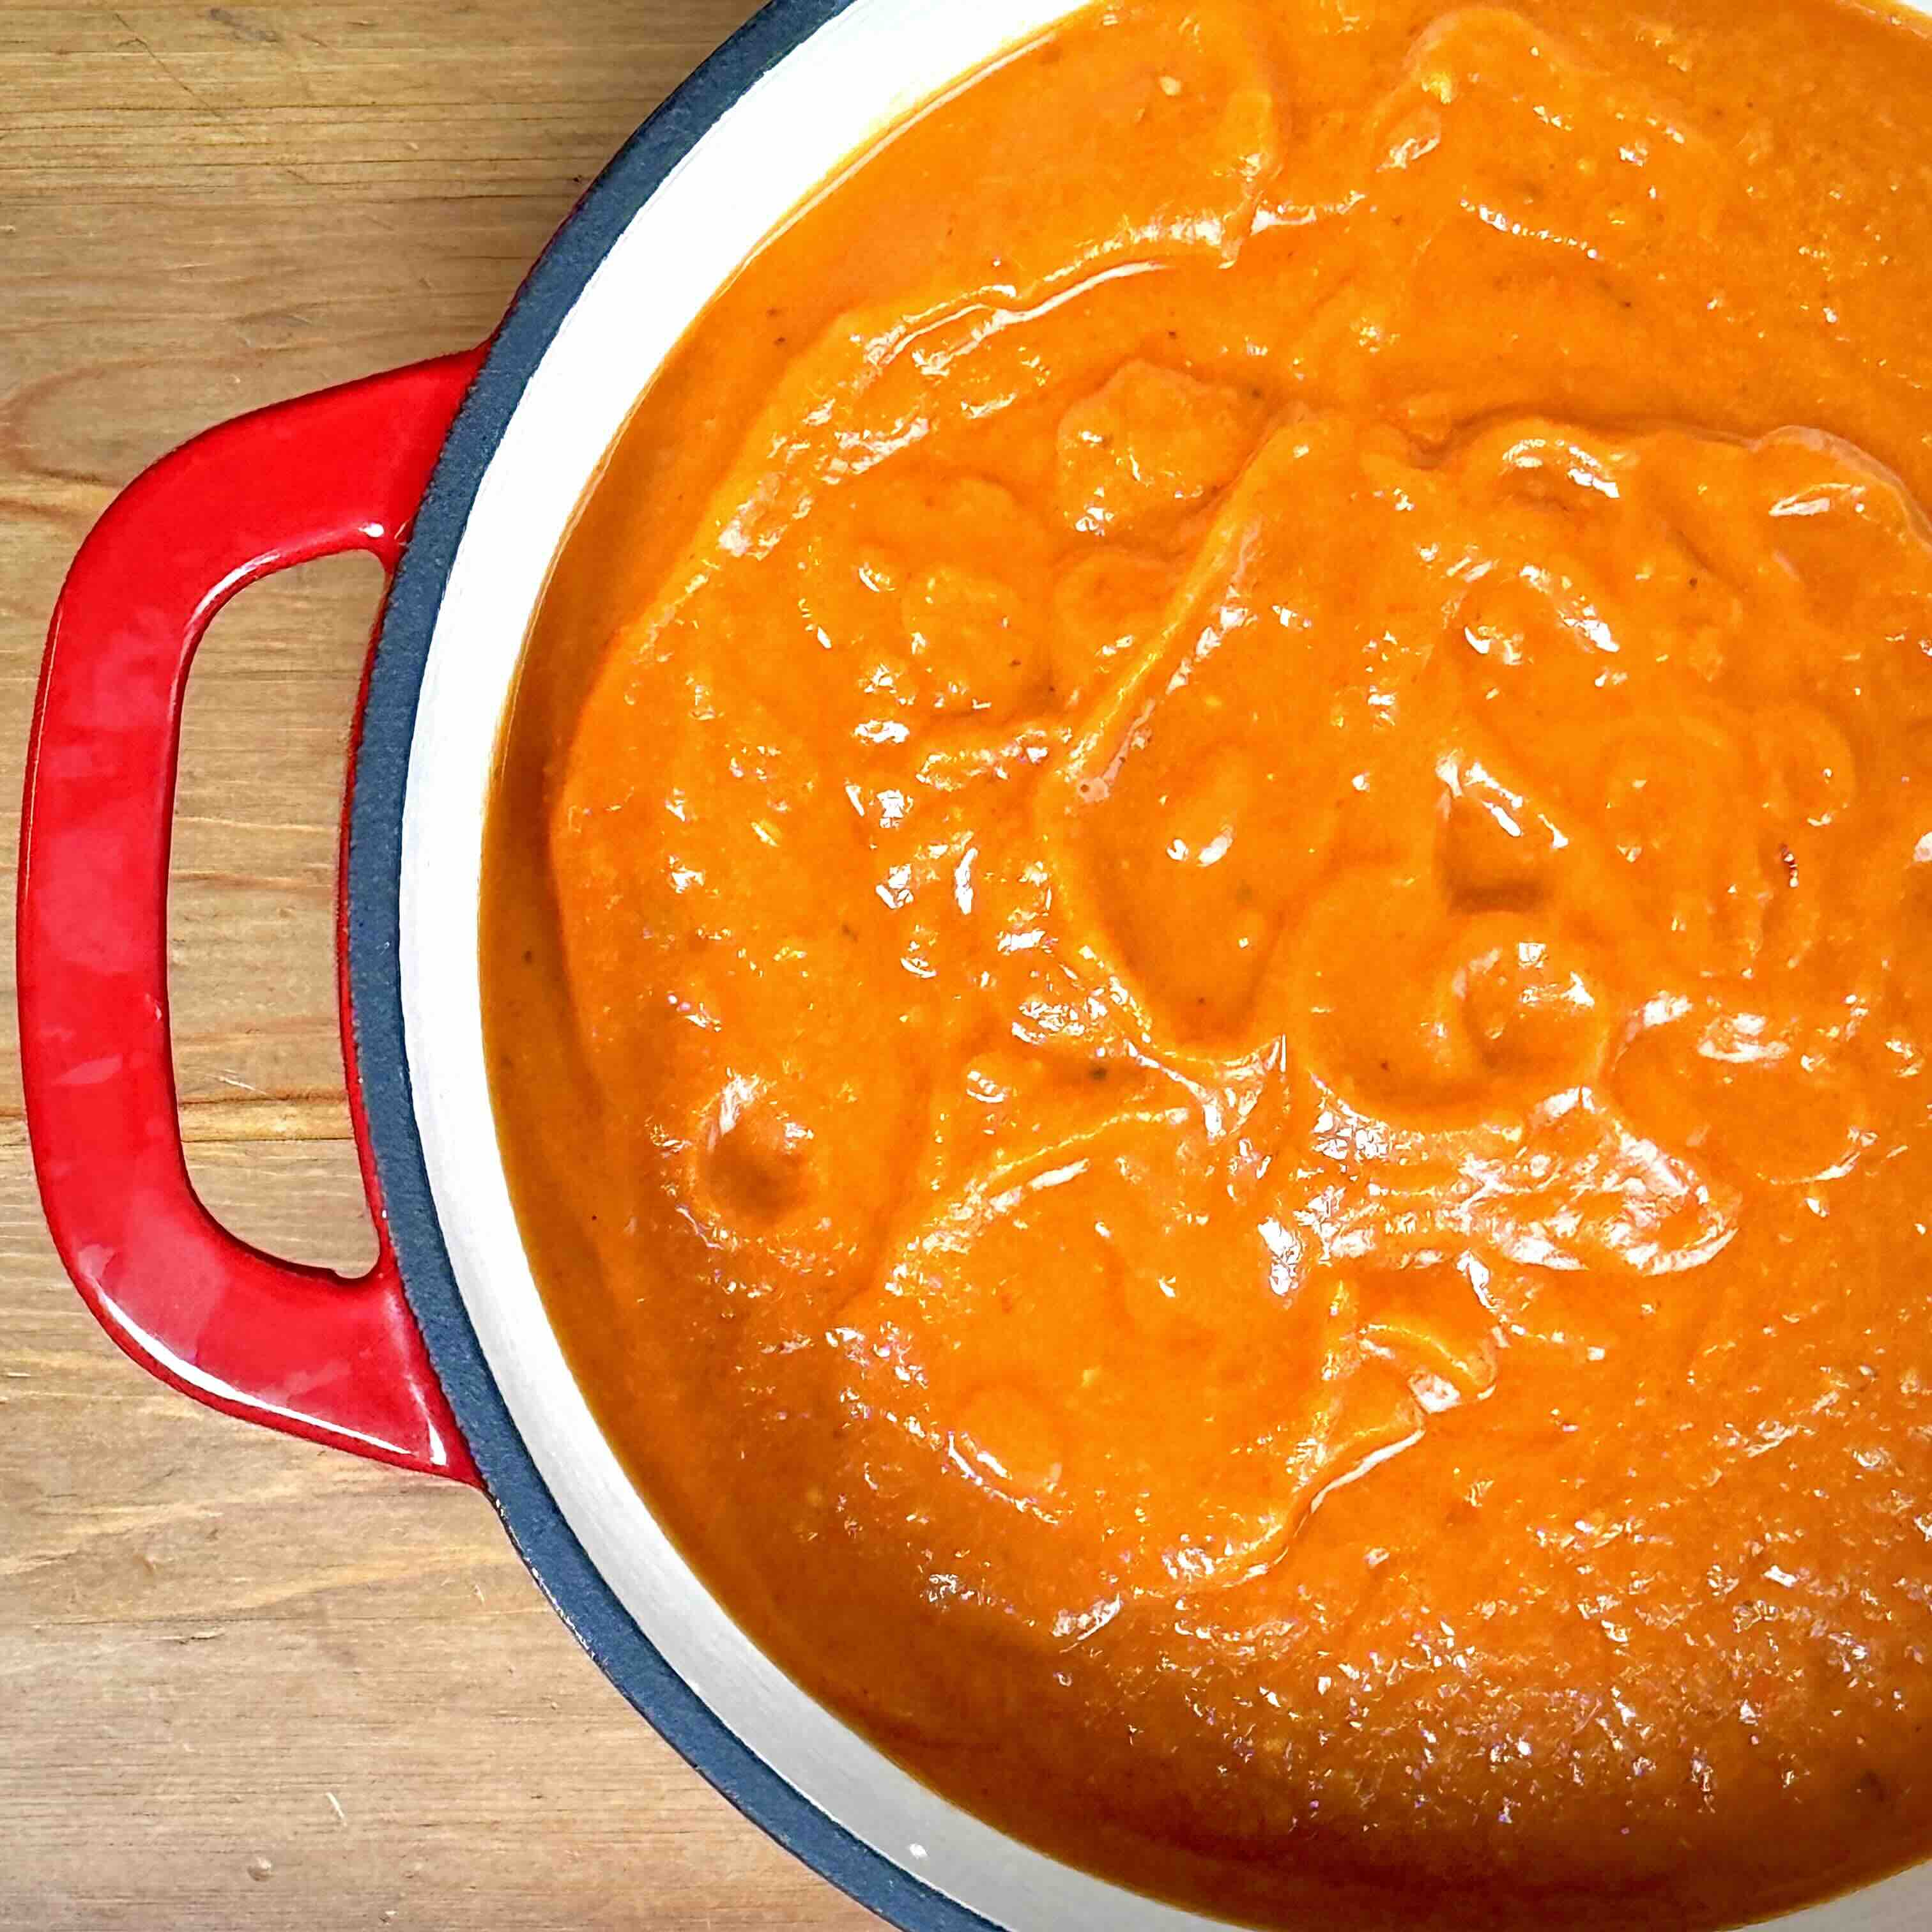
[0,4,870,1924]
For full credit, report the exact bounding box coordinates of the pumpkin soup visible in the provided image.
[484,1,1932,1924]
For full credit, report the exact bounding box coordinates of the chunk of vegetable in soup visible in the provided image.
[483,2,1932,1925]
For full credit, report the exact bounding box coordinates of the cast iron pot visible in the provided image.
[17,2,1930,1926]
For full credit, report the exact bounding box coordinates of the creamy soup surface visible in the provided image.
[483,2,1932,1924]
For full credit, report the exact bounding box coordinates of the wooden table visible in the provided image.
[0,6,870,1925]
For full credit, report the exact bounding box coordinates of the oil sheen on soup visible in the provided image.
[483,1,1932,1926]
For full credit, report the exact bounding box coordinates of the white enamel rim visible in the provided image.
[397,1,1932,1926]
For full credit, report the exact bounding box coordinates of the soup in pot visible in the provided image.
[483,0,1932,1924]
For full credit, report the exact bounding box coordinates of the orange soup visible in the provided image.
[483,1,1932,1924]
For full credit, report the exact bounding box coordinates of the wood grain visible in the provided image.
[0,5,871,1925]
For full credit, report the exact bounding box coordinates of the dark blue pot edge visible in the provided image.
[344,5,1006,1928]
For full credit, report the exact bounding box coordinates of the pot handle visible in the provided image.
[17,351,487,1485]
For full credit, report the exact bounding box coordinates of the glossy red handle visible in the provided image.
[18,351,486,1484]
